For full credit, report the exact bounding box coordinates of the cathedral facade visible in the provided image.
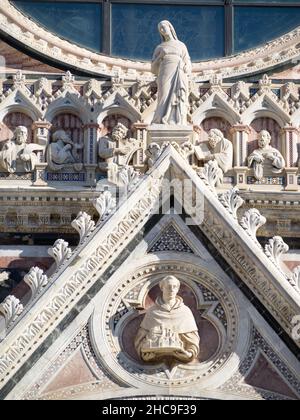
[0,0,299,400]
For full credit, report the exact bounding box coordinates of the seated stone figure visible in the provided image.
[0,126,43,173]
[98,123,140,178]
[248,130,285,181]
[134,275,200,364]
[195,128,233,185]
[47,130,83,172]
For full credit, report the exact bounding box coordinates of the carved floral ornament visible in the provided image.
[2,0,300,81]
[90,260,248,389]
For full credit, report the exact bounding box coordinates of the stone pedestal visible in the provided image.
[84,164,97,187]
[33,163,48,187]
[285,168,298,191]
[147,124,194,146]
[234,167,249,190]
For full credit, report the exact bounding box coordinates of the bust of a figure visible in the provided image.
[151,20,192,126]
[248,130,285,181]
[195,129,233,185]
[134,276,200,364]
[98,123,139,174]
[47,130,83,172]
[0,126,43,173]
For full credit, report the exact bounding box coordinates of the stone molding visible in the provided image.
[2,0,300,80]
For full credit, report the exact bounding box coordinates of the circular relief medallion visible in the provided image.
[90,261,248,389]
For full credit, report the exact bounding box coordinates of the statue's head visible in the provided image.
[208,129,224,149]
[14,126,28,145]
[258,130,271,149]
[159,275,180,303]
[52,130,71,144]
[111,123,128,142]
[158,20,178,42]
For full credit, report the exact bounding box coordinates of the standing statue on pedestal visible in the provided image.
[0,126,43,173]
[98,123,140,179]
[47,130,83,172]
[248,130,285,181]
[151,20,192,126]
[135,275,200,364]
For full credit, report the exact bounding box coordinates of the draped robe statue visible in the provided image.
[47,130,83,172]
[135,276,200,364]
[0,126,42,173]
[248,130,285,181]
[151,21,192,126]
[195,129,233,186]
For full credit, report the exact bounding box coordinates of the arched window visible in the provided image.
[12,0,300,61]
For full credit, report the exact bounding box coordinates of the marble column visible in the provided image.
[84,123,99,186]
[281,126,299,168]
[132,123,147,169]
[230,125,251,167]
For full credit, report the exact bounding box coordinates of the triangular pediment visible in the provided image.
[0,146,299,400]
[3,206,299,400]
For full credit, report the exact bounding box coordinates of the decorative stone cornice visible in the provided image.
[2,0,300,80]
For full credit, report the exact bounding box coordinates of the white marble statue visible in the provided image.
[134,275,200,363]
[151,20,192,126]
[195,129,233,185]
[98,123,140,176]
[248,130,285,181]
[47,130,83,172]
[0,126,43,173]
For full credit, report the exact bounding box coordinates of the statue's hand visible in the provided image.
[20,153,30,162]
[142,352,156,362]
[253,155,264,163]
[204,154,214,162]
[266,153,275,161]
[64,144,72,151]
[117,146,131,155]
[174,349,193,361]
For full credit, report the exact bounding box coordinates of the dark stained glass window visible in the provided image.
[234,6,300,53]
[10,1,300,61]
[13,1,102,52]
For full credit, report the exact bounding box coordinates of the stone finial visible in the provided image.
[71,211,95,243]
[93,191,116,221]
[240,208,267,244]
[48,239,72,268]
[24,267,48,299]
[289,266,300,292]
[0,296,24,330]
[198,160,220,192]
[219,187,244,220]
[118,166,141,190]
[265,236,289,268]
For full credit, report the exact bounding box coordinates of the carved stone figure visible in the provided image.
[151,20,192,125]
[195,129,233,185]
[248,130,285,181]
[47,130,83,172]
[135,275,200,363]
[0,126,43,173]
[98,123,140,177]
